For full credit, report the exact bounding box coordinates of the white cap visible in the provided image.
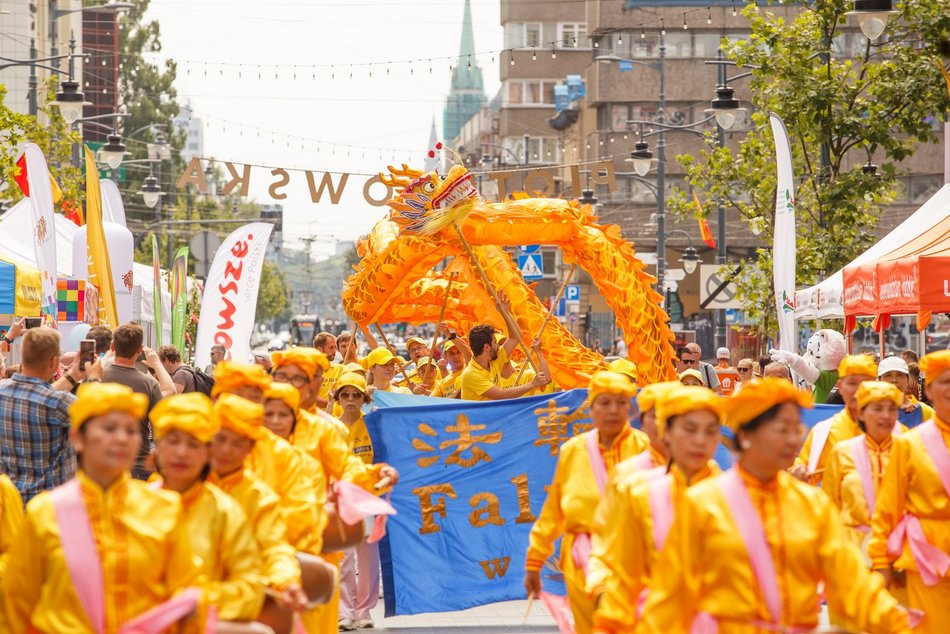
[878,355,909,377]
[716,347,731,359]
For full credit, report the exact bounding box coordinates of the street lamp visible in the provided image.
[99,132,128,169]
[139,173,163,209]
[706,86,746,131]
[49,78,90,123]
[680,245,700,275]
[846,0,899,41]
[627,141,654,177]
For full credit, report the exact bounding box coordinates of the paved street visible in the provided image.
[365,599,559,632]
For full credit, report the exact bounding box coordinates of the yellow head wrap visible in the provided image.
[607,358,638,382]
[635,381,681,414]
[920,350,950,387]
[211,361,272,398]
[855,380,904,411]
[588,371,637,402]
[69,382,148,429]
[722,377,813,431]
[212,393,266,441]
[151,392,217,443]
[655,384,722,438]
[837,354,878,379]
[271,347,330,379]
[335,372,368,395]
[265,382,300,417]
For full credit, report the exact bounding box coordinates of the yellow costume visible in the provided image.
[208,467,301,593]
[0,474,24,633]
[826,433,895,546]
[460,358,498,401]
[150,393,265,622]
[526,371,647,634]
[319,363,345,401]
[589,461,719,633]
[2,471,202,633]
[638,467,908,633]
[639,378,907,634]
[868,416,950,634]
[431,369,463,398]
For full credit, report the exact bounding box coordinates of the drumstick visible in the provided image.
[522,595,536,623]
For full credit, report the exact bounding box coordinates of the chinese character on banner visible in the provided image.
[412,415,503,468]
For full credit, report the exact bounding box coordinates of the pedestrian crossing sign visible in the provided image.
[518,254,544,280]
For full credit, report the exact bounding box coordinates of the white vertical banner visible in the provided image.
[769,113,797,352]
[194,222,273,369]
[100,179,128,228]
[23,144,60,323]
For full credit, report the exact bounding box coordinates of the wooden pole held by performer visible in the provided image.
[514,264,576,384]
[373,324,412,386]
[429,271,458,361]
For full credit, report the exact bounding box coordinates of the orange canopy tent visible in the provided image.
[842,214,950,333]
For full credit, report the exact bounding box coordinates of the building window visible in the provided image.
[505,80,558,105]
[502,136,560,165]
[558,23,586,48]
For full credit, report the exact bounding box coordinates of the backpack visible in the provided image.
[183,366,215,396]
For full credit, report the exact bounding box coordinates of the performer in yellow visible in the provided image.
[823,380,906,629]
[212,362,323,557]
[269,348,398,633]
[208,393,310,633]
[430,339,467,398]
[0,473,24,632]
[3,382,203,634]
[606,358,637,383]
[638,378,909,633]
[869,350,950,634]
[615,382,680,476]
[791,354,877,485]
[524,371,648,634]
[151,392,266,623]
[825,381,904,548]
[588,385,723,633]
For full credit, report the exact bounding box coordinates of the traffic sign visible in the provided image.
[700,264,741,309]
[569,312,577,323]
[552,297,566,317]
[519,245,540,254]
[565,284,581,301]
[518,254,544,280]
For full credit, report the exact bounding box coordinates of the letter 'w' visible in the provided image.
[479,557,511,580]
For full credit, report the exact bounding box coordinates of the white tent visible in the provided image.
[795,184,950,320]
[0,200,173,344]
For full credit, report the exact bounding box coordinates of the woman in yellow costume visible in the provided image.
[588,384,722,634]
[151,392,268,629]
[869,350,950,634]
[524,371,649,634]
[209,393,335,634]
[3,382,203,633]
[0,473,24,632]
[638,378,910,633]
[616,382,680,475]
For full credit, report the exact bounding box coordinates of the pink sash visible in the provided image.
[885,421,950,587]
[539,591,574,634]
[334,480,397,525]
[626,450,655,473]
[719,469,782,624]
[847,435,876,519]
[647,475,674,552]
[51,479,106,634]
[118,587,201,634]
[807,417,834,474]
[584,429,608,495]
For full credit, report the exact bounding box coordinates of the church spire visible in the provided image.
[459,0,476,59]
[443,0,486,142]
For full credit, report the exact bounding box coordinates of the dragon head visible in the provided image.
[380,163,481,233]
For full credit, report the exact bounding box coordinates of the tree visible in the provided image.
[668,0,950,339]
[0,79,83,209]
[256,262,290,323]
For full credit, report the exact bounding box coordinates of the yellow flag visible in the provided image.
[84,146,118,327]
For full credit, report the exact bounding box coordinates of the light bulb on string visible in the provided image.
[551,48,557,59]
[293,66,297,80]
[257,66,261,80]
[349,65,353,79]
[509,50,515,66]
[661,20,666,35]
[618,32,623,44]
[732,1,737,16]
[532,50,537,61]
[203,63,207,77]
[468,54,473,70]
[641,27,645,39]
[274,67,279,80]
[707,8,713,24]
[683,13,688,29]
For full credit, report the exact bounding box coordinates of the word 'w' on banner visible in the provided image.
[366,391,841,616]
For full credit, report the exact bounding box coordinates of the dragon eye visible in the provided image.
[422,181,436,194]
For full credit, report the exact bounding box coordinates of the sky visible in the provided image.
[144,0,503,259]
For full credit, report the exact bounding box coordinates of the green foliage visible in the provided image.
[256,262,291,323]
[667,0,950,339]
[0,79,83,208]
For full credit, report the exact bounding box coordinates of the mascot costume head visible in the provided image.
[769,329,847,403]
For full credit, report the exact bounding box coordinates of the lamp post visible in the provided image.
[49,1,133,71]
[0,39,75,116]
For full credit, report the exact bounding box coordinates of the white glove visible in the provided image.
[768,348,820,385]
[769,348,794,365]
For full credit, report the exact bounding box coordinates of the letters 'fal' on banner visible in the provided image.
[193,222,272,368]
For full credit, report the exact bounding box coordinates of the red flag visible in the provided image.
[14,154,29,197]
[693,191,717,249]
[61,199,83,226]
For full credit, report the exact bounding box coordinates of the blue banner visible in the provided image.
[366,390,842,616]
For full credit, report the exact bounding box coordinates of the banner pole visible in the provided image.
[428,271,458,360]
[453,224,540,374]
[514,264,576,384]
